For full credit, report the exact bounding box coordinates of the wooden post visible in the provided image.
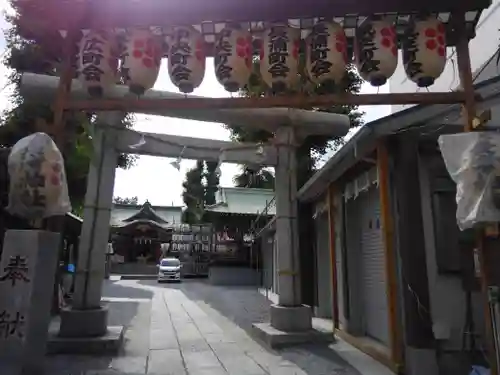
[377,140,403,370]
[455,12,499,375]
[51,31,77,149]
[327,184,339,329]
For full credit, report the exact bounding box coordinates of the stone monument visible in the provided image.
[0,132,69,374]
[0,230,60,374]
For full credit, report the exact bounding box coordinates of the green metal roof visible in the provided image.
[205,187,275,215]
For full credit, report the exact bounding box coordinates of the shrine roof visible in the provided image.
[110,202,183,226]
[111,219,173,232]
[205,187,275,216]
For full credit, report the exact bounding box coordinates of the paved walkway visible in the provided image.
[44,279,394,375]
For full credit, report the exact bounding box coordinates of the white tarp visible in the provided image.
[439,132,500,230]
[7,132,71,219]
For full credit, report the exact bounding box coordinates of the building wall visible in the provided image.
[418,153,485,353]
[389,1,500,113]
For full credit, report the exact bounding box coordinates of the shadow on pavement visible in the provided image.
[102,279,154,300]
[163,279,272,331]
[45,280,154,375]
[157,280,362,375]
[280,343,363,375]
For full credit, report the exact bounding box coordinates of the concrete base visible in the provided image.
[59,306,109,337]
[270,304,312,332]
[252,304,333,348]
[47,325,125,355]
[252,320,334,348]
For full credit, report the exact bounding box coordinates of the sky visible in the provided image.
[112,66,391,206]
[0,9,392,207]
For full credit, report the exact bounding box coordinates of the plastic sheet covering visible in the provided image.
[6,132,71,219]
[438,132,500,230]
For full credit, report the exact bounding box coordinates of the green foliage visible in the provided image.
[181,160,205,224]
[0,6,137,211]
[233,166,275,189]
[181,160,221,223]
[229,56,364,187]
[204,161,220,206]
[113,196,139,205]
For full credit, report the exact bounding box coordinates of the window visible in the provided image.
[160,259,180,267]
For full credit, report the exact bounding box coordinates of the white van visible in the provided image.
[157,257,182,282]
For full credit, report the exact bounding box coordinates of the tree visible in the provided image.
[181,160,220,223]
[0,6,138,215]
[233,166,275,189]
[230,59,364,187]
[204,161,220,206]
[181,160,205,224]
[113,196,139,205]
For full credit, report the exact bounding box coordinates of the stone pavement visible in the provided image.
[44,279,394,375]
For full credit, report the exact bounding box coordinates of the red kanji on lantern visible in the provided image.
[195,39,205,62]
[236,36,253,67]
[380,26,397,56]
[292,39,300,59]
[335,30,348,62]
[424,25,446,57]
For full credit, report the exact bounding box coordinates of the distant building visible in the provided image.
[109,201,182,266]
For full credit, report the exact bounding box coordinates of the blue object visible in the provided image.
[67,264,75,273]
[470,366,490,375]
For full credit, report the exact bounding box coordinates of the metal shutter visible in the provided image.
[359,186,390,345]
[315,212,332,318]
[335,196,346,326]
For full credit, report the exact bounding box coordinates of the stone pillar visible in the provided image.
[270,126,312,331]
[0,230,60,375]
[59,112,122,338]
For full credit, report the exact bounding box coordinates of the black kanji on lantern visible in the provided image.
[0,310,26,339]
[402,28,423,79]
[357,23,380,75]
[0,255,30,287]
[310,23,332,78]
[81,37,105,81]
[215,29,233,81]
[171,64,193,82]
[170,28,193,83]
[81,65,104,82]
[82,37,104,54]
[267,26,290,78]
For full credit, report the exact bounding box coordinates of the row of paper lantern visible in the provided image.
[77,17,447,97]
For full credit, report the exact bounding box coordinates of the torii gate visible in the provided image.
[20,73,351,341]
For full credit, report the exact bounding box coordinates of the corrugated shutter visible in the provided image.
[335,194,346,326]
[315,212,332,318]
[359,186,390,345]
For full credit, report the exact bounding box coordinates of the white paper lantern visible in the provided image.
[122,28,162,95]
[402,17,446,87]
[355,20,398,86]
[305,22,347,87]
[260,24,300,93]
[214,26,253,92]
[78,30,118,97]
[168,26,206,93]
